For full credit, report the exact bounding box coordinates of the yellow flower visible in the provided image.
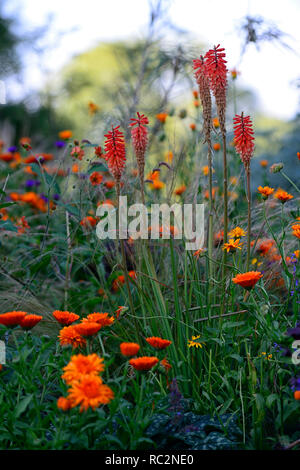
[187,335,205,349]
[223,238,243,253]
[228,227,246,239]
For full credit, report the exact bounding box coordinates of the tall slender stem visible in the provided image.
[246,164,251,271]
[207,142,214,292]
[220,133,228,317]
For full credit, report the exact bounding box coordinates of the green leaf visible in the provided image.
[15,394,33,418]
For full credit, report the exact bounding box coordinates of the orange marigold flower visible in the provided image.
[260,160,268,168]
[192,90,199,99]
[297,152,300,161]
[258,186,274,199]
[202,165,215,176]
[62,354,105,384]
[214,230,224,246]
[292,225,300,239]
[80,216,98,228]
[85,312,114,327]
[189,123,196,131]
[59,130,72,140]
[274,189,293,203]
[174,184,186,196]
[59,326,86,349]
[120,342,140,357]
[193,248,206,259]
[213,142,221,151]
[256,239,275,257]
[0,311,26,327]
[129,356,159,371]
[74,322,102,337]
[294,390,300,400]
[57,396,72,411]
[53,310,79,325]
[223,238,243,253]
[193,100,200,107]
[146,337,172,350]
[228,227,246,239]
[232,271,263,290]
[20,314,42,330]
[156,112,168,123]
[68,376,114,411]
[89,172,103,186]
[104,180,115,189]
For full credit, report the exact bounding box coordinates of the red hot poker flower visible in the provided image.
[193,55,212,143]
[204,45,227,133]
[130,112,149,185]
[104,125,126,183]
[233,113,255,167]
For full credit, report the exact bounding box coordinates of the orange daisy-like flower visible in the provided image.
[146,337,172,350]
[213,117,220,128]
[228,227,246,239]
[292,225,300,239]
[104,180,115,189]
[89,172,103,186]
[214,230,224,246]
[256,239,275,257]
[19,314,42,330]
[189,123,196,131]
[0,311,27,327]
[59,130,72,140]
[53,310,79,326]
[129,356,159,371]
[74,322,102,337]
[59,326,86,349]
[223,238,243,253]
[68,376,114,411]
[85,312,115,327]
[258,186,274,200]
[156,112,168,124]
[260,160,268,168]
[120,342,140,357]
[213,142,221,151]
[274,189,293,204]
[80,216,98,228]
[62,354,105,384]
[57,397,72,411]
[232,271,263,290]
[174,184,186,196]
[294,391,300,400]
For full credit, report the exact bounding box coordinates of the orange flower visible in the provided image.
[213,117,220,128]
[0,311,27,327]
[129,356,159,371]
[57,397,72,411]
[85,312,114,327]
[0,153,15,162]
[120,342,140,357]
[156,112,168,123]
[53,310,79,325]
[112,275,125,292]
[260,160,268,168]
[59,130,72,140]
[193,248,205,259]
[189,123,196,131]
[192,90,198,99]
[230,68,239,80]
[115,306,126,318]
[74,322,102,337]
[274,189,293,203]
[202,165,215,176]
[59,326,86,349]
[228,227,246,239]
[0,365,2,372]
[68,375,114,411]
[294,390,300,400]
[88,101,99,115]
[204,187,218,200]
[89,172,103,186]
[232,271,263,290]
[293,250,300,258]
[160,358,172,372]
[214,230,224,246]
[193,100,200,107]
[223,238,243,253]
[213,142,221,151]
[17,216,29,234]
[19,314,42,330]
[62,354,105,384]
[104,180,115,189]
[72,163,79,173]
[258,186,274,199]
[292,225,300,239]
[174,184,186,196]
[297,152,300,161]
[256,239,275,257]
[146,337,172,350]
[80,216,98,228]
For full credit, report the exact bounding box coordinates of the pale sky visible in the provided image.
[3,0,300,119]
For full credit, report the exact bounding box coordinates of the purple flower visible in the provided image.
[53,194,60,201]
[55,141,66,149]
[25,179,40,188]
[8,146,18,153]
